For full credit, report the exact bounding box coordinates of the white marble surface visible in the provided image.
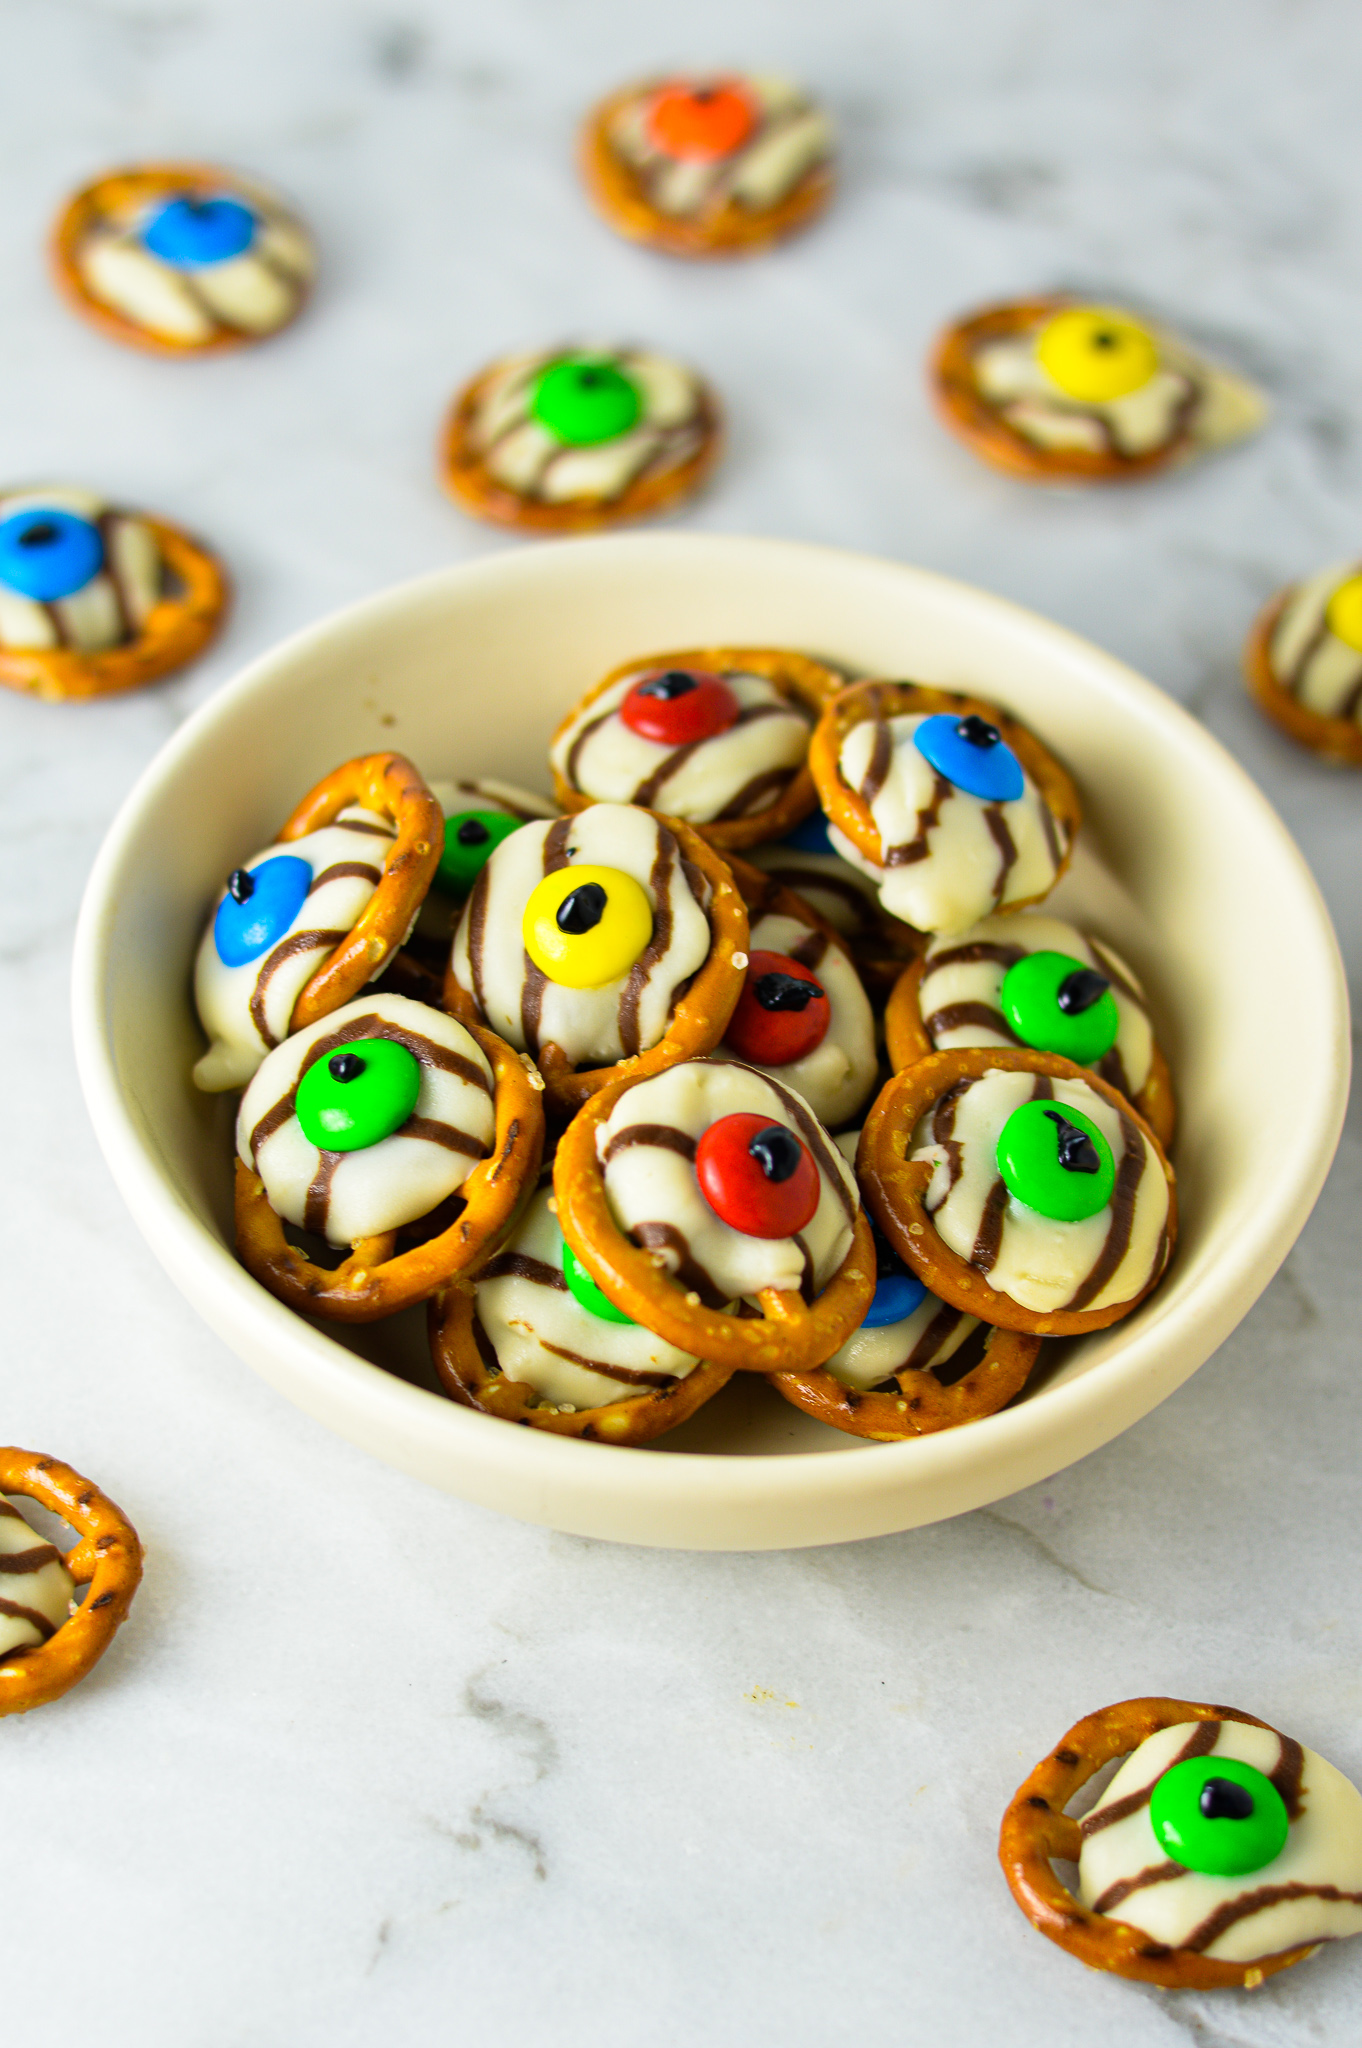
[4,1,1361,2040]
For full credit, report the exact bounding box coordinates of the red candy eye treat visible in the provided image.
[695,1113,820,1239]
[619,667,740,747]
[647,83,756,161]
[723,950,829,1066]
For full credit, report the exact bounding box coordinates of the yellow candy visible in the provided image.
[1035,307,1159,404]
[1325,572,1362,654]
[522,864,653,989]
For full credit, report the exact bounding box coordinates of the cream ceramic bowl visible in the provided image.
[72,534,1348,1550]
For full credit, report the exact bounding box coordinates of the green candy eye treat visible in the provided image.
[1000,950,1119,1065]
[295,1038,422,1153]
[531,357,642,447]
[435,809,521,895]
[996,1098,1116,1221]
[1149,1756,1290,1878]
[562,1238,636,1325]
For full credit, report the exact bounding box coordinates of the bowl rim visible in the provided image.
[71,532,1352,1547]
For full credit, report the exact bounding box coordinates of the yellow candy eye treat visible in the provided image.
[1035,306,1159,403]
[521,863,654,989]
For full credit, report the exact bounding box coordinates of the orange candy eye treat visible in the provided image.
[647,82,756,160]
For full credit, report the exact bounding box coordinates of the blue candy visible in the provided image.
[913,712,1024,803]
[781,809,836,855]
[143,195,256,268]
[0,507,104,602]
[213,855,312,967]
[861,1270,928,1328]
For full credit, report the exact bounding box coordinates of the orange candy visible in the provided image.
[647,82,756,161]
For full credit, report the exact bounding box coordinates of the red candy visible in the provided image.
[647,83,755,162]
[619,667,740,747]
[723,950,830,1067]
[694,1112,820,1239]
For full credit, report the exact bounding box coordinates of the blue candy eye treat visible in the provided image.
[213,855,312,967]
[781,809,836,856]
[914,712,1025,803]
[862,1269,928,1328]
[142,194,256,268]
[0,507,104,602]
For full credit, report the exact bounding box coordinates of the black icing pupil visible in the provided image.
[226,867,255,904]
[640,669,697,701]
[457,818,490,846]
[748,1125,801,1183]
[1056,968,1110,1015]
[1044,1109,1101,1175]
[578,368,601,388]
[1093,330,1118,349]
[1199,1778,1255,1823]
[956,714,1001,750]
[18,522,57,549]
[329,1053,366,1082]
[754,971,824,1012]
[556,881,608,934]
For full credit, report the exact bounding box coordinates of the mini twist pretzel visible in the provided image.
[999,1696,1315,1989]
[858,1046,1177,1337]
[771,1323,1041,1441]
[235,1018,544,1321]
[443,809,750,1122]
[276,753,443,1032]
[428,1281,735,1444]
[884,950,1178,1154]
[0,516,229,703]
[1244,587,1362,768]
[550,647,845,850]
[553,1068,876,1372]
[0,1449,142,1716]
[809,679,1081,896]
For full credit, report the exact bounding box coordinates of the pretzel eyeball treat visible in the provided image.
[580,73,835,259]
[445,804,748,1117]
[193,752,442,1092]
[1244,562,1362,766]
[234,992,543,1320]
[0,484,228,701]
[887,911,1175,1149]
[429,1186,733,1443]
[0,1449,142,1717]
[720,858,877,1131]
[770,1131,1042,1438]
[554,1057,875,1372]
[809,683,1080,939]
[406,777,562,967]
[932,297,1266,484]
[1001,1697,1362,1988]
[441,345,722,534]
[859,1046,1175,1336]
[52,163,314,355]
[550,648,843,850]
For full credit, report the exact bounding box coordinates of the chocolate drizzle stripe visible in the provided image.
[970,1177,1009,1274]
[0,1502,24,1520]
[537,1341,674,1388]
[520,818,572,1056]
[1183,1881,1362,1955]
[1091,1860,1184,1917]
[762,868,875,923]
[929,1078,971,1205]
[1079,1720,1220,1838]
[630,1221,728,1311]
[903,1301,967,1372]
[886,775,952,866]
[0,1594,58,1639]
[566,708,616,786]
[1271,1735,1306,1820]
[303,1151,341,1236]
[984,802,1018,896]
[466,865,491,1018]
[715,766,795,822]
[926,1318,989,1387]
[925,1000,1023,1044]
[400,1116,490,1159]
[617,825,676,1059]
[1063,1108,1148,1313]
[1088,942,1147,1011]
[788,930,829,971]
[1285,611,1333,698]
[330,817,395,839]
[95,510,136,641]
[480,1250,566,1290]
[309,861,383,891]
[1096,1047,1133,1098]
[0,1545,62,1574]
[602,1123,697,1167]
[1038,787,1063,869]
[925,941,1026,972]
[859,718,892,805]
[249,928,348,1049]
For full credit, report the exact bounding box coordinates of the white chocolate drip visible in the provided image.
[470,348,708,505]
[0,486,162,652]
[1079,1720,1362,1963]
[0,1497,76,1659]
[1268,563,1362,725]
[608,76,833,219]
[237,992,495,1248]
[475,1188,700,1410]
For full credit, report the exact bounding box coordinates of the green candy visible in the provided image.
[1000,950,1119,1065]
[436,809,521,895]
[1149,1756,1290,1878]
[562,1239,636,1325]
[531,357,642,447]
[996,1097,1115,1222]
[295,1038,422,1153]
